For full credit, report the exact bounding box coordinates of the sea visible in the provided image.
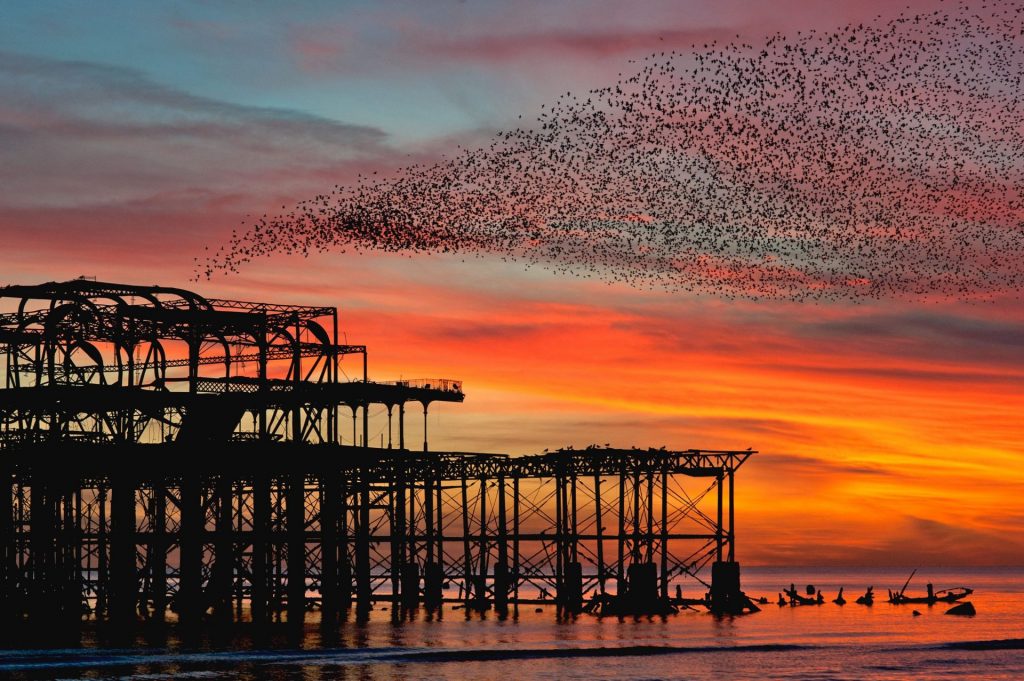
[0,567,1020,681]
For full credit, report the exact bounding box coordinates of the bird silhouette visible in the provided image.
[200,0,1024,303]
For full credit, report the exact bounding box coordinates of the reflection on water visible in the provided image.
[1,568,1021,681]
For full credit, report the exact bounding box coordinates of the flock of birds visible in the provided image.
[200,1,1024,302]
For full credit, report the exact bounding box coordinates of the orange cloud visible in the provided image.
[216,253,1023,567]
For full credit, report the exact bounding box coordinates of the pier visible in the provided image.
[0,279,754,626]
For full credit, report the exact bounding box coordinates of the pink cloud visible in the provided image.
[410,26,743,63]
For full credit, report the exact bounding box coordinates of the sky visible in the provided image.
[1,0,1022,567]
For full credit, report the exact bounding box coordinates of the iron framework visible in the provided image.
[0,279,754,627]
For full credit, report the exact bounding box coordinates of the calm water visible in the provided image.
[1,567,1021,681]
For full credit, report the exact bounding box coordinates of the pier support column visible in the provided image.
[475,475,488,611]
[251,474,270,625]
[728,465,735,562]
[554,474,563,608]
[709,560,743,614]
[68,488,85,623]
[616,465,626,596]
[435,471,444,593]
[177,477,202,626]
[362,404,369,449]
[212,476,233,622]
[594,472,605,594]
[626,562,658,611]
[350,406,357,447]
[392,475,405,608]
[512,477,520,609]
[495,475,509,614]
[398,403,405,450]
[422,403,429,452]
[493,561,509,614]
[660,468,669,600]
[424,464,434,568]
[339,477,352,611]
[97,485,108,618]
[355,473,371,615]
[459,473,471,606]
[28,477,55,624]
[424,561,443,609]
[150,485,167,621]
[715,470,724,562]
[400,562,420,609]
[320,471,339,624]
[561,561,583,612]
[0,468,13,623]
[287,472,306,624]
[109,473,136,627]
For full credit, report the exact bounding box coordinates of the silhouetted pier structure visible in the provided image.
[0,280,754,627]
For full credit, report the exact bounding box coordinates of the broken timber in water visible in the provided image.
[945,601,976,616]
[888,570,973,605]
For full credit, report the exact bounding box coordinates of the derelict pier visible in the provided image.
[0,279,755,628]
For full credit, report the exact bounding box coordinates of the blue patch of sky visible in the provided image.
[0,1,520,145]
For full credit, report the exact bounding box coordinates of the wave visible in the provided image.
[0,643,808,672]
[4,639,1021,672]
[305,643,810,665]
[937,639,1024,651]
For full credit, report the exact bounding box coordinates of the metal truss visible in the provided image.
[0,280,756,627]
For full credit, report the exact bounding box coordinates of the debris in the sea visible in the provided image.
[889,570,974,605]
[945,602,977,616]
[783,584,822,606]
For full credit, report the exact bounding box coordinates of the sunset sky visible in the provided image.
[2,0,1022,567]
